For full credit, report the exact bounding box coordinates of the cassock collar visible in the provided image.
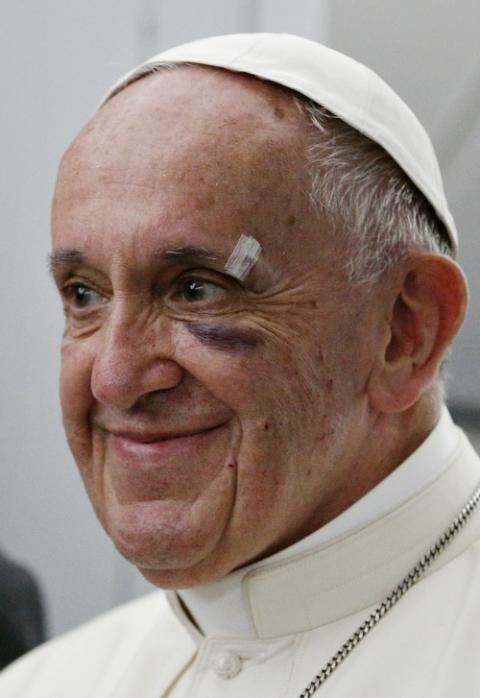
[174,409,478,640]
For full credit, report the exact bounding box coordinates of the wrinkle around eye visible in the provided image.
[61,282,109,336]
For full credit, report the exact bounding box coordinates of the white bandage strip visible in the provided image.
[224,234,262,280]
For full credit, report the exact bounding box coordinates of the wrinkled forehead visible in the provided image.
[55,65,313,218]
[53,66,323,278]
[101,33,457,254]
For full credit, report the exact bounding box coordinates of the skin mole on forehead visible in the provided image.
[286,214,296,227]
[185,321,261,352]
[194,192,216,212]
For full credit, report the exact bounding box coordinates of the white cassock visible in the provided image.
[2,409,480,697]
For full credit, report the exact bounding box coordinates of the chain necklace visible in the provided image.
[298,484,480,697]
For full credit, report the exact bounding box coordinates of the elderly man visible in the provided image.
[1,33,479,697]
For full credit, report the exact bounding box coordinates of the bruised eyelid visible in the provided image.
[185,320,262,351]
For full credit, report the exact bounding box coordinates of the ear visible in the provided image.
[367,254,468,413]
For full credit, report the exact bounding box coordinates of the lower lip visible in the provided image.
[109,425,225,466]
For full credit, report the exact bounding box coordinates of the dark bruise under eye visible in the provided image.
[185,321,261,351]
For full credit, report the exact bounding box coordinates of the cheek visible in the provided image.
[172,321,260,393]
[174,321,326,450]
[60,338,95,433]
[60,340,104,509]
[177,319,325,410]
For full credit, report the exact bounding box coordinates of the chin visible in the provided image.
[115,538,233,589]
[104,500,227,583]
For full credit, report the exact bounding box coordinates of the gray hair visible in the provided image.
[291,97,453,386]
[294,96,453,285]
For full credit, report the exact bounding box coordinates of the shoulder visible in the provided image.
[0,591,194,698]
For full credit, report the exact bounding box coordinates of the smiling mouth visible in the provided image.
[107,422,228,466]
[111,423,225,444]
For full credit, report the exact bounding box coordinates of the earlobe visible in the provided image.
[368,255,468,414]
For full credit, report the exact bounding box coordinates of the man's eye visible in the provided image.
[65,284,102,309]
[180,279,226,303]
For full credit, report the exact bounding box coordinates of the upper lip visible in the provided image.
[105,424,225,444]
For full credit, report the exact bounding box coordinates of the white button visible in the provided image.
[211,650,243,679]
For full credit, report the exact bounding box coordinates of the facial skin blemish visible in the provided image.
[185,321,261,352]
[224,234,262,281]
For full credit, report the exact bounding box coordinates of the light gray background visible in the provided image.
[1,0,479,638]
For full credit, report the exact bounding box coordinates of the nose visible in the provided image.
[91,308,184,410]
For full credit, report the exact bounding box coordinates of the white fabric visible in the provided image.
[105,33,458,253]
[178,407,459,638]
[2,422,480,697]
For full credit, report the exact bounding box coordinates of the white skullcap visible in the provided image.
[105,33,458,253]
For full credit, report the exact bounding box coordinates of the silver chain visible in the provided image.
[298,484,480,698]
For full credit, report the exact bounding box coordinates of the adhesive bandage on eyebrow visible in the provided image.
[224,234,262,281]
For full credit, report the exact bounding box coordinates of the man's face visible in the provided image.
[51,67,372,587]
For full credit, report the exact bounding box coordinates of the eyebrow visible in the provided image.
[47,245,225,276]
[48,249,86,276]
[159,246,224,264]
